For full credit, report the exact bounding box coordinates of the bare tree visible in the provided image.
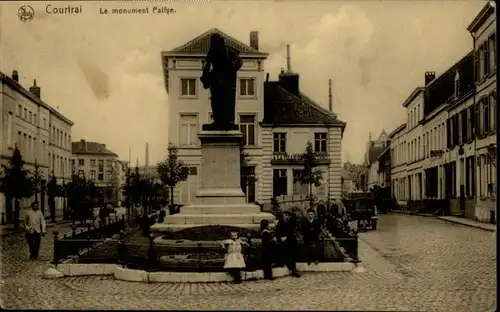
[157,145,188,206]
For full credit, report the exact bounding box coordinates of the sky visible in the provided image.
[1,0,485,165]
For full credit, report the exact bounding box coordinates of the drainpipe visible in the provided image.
[470,31,478,217]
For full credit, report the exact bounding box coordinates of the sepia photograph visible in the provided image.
[0,0,497,310]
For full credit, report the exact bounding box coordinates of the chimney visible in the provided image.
[12,70,19,82]
[328,79,333,112]
[286,44,291,72]
[249,31,259,51]
[80,139,86,152]
[425,71,435,86]
[278,45,300,96]
[29,79,41,98]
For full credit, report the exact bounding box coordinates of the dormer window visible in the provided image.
[454,69,460,98]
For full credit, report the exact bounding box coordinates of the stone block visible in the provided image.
[114,266,148,282]
[43,268,64,279]
[69,264,104,276]
[56,263,71,276]
[103,264,117,275]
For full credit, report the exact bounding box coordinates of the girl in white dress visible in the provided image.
[221,232,249,283]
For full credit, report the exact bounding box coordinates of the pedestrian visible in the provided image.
[260,219,277,280]
[221,231,249,284]
[300,209,321,265]
[158,206,166,223]
[275,211,301,278]
[135,202,143,229]
[24,202,46,260]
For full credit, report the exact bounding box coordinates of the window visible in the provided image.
[293,169,308,196]
[241,166,256,203]
[90,159,96,167]
[273,169,287,197]
[43,118,46,129]
[423,133,426,158]
[189,167,198,175]
[483,97,490,134]
[90,170,96,181]
[7,112,13,148]
[98,173,104,181]
[23,108,27,119]
[239,78,255,96]
[239,115,256,146]
[106,171,112,181]
[78,158,84,166]
[179,114,198,146]
[78,170,85,178]
[489,34,496,70]
[314,133,328,153]
[474,49,480,82]
[483,42,490,77]
[273,133,286,153]
[18,105,22,116]
[490,92,496,131]
[460,109,468,143]
[98,160,104,172]
[180,78,197,97]
[29,111,32,123]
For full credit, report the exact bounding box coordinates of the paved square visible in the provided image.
[1,214,496,311]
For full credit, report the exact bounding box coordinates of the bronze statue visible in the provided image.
[201,33,243,131]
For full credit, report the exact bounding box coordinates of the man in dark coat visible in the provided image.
[275,211,301,278]
[300,209,322,265]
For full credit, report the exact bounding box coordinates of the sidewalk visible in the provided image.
[437,216,496,232]
[0,219,73,237]
[391,210,437,217]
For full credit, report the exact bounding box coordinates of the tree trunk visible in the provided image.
[13,198,20,229]
[170,186,174,206]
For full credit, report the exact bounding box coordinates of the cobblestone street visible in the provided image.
[1,213,496,311]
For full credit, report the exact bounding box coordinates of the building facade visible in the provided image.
[0,71,74,223]
[468,2,497,223]
[385,2,496,222]
[71,140,120,203]
[162,28,345,205]
[360,131,388,191]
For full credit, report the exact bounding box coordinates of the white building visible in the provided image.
[389,123,408,204]
[1,71,74,223]
[162,28,346,205]
[468,2,496,223]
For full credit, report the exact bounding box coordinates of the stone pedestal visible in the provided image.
[151,130,275,232]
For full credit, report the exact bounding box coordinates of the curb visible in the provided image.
[0,220,73,237]
[437,217,496,232]
[49,262,355,282]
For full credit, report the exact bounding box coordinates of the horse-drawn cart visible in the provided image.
[343,191,378,231]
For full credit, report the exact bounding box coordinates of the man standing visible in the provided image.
[276,211,301,278]
[301,209,321,265]
[24,202,46,260]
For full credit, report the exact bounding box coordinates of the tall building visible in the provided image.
[0,70,74,223]
[71,139,120,203]
[162,28,346,205]
[467,1,496,222]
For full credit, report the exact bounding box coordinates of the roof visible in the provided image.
[72,141,118,157]
[164,28,268,57]
[262,81,346,128]
[401,87,425,107]
[366,145,385,165]
[0,72,74,126]
[424,51,474,116]
[388,123,407,138]
[467,2,496,33]
[161,28,269,93]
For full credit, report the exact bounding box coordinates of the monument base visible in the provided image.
[151,130,276,233]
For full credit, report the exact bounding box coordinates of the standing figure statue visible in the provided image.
[201,33,243,131]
